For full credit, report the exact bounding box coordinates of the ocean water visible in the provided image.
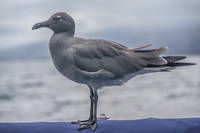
[0,56,199,122]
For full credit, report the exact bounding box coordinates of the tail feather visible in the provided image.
[134,47,168,58]
[134,47,168,66]
[144,57,167,65]
[147,56,196,67]
[132,44,195,68]
[162,56,186,63]
[165,62,196,67]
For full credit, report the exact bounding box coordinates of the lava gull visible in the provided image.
[32,12,195,131]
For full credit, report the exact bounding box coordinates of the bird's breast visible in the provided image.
[49,44,86,84]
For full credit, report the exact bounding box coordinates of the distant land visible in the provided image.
[0,41,199,60]
[0,42,50,60]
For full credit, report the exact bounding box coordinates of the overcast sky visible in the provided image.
[0,0,200,53]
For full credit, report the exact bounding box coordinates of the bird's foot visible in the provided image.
[71,119,91,125]
[77,121,97,131]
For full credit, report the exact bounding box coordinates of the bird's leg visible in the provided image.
[71,85,94,125]
[78,89,98,131]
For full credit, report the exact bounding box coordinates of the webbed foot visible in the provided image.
[77,121,97,131]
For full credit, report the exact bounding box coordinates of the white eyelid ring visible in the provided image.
[56,15,62,21]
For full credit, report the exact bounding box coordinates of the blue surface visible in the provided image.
[0,118,200,133]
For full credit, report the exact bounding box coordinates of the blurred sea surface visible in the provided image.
[0,55,199,122]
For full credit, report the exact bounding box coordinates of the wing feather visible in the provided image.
[71,40,144,78]
[130,43,153,51]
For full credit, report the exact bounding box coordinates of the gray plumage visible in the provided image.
[32,12,195,131]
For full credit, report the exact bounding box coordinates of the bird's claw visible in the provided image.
[72,119,97,130]
[77,121,97,131]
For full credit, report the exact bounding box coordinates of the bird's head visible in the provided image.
[32,12,75,35]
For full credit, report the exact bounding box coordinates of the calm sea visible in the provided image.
[0,56,199,122]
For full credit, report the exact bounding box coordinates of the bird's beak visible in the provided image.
[32,20,50,30]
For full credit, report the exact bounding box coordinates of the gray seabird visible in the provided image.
[32,12,195,131]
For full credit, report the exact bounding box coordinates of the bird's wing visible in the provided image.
[70,39,145,79]
[130,43,153,51]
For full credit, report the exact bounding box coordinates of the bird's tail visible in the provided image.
[132,44,195,70]
[161,56,196,67]
[147,56,196,68]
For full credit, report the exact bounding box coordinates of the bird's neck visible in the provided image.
[49,32,72,52]
[53,31,74,37]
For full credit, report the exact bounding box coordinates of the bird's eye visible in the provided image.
[56,15,62,21]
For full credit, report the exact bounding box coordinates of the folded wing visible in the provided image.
[71,40,146,79]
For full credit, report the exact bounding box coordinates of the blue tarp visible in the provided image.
[0,118,200,133]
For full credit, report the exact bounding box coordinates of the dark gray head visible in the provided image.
[32,12,75,35]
